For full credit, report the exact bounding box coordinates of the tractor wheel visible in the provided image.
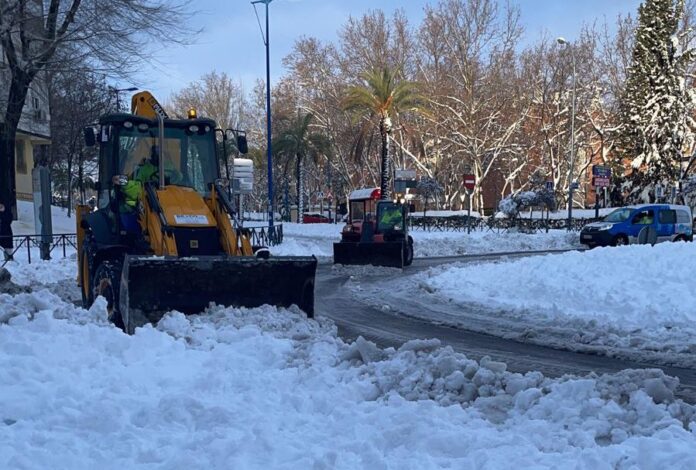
[92,260,125,332]
[404,238,414,266]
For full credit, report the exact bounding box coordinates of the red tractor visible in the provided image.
[333,188,414,268]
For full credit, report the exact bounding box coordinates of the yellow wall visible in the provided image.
[15,135,33,201]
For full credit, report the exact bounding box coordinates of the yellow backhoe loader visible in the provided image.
[77,91,316,334]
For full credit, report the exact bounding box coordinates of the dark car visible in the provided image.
[302,212,330,223]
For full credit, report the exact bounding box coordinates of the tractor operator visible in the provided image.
[379,203,404,230]
[119,145,182,231]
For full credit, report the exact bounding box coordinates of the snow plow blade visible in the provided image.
[333,241,405,269]
[119,255,317,334]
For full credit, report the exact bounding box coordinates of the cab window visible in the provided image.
[631,209,654,225]
[377,204,404,231]
[676,210,691,224]
[350,201,365,222]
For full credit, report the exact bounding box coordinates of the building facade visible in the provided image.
[0,62,52,205]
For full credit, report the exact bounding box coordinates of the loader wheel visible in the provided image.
[403,238,414,267]
[93,261,125,332]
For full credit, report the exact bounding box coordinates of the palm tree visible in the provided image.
[273,112,332,223]
[343,68,422,200]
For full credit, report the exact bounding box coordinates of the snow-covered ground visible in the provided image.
[1,264,695,468]
[9,201,580,260]
[368,242,696,367]
[276,223,580,258]
[14,200,76,235]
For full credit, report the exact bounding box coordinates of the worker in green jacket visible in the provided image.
[121,145,183,212]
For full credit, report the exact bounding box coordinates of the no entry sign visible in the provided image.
[463,174,476,191]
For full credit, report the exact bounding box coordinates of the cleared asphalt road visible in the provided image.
[316,252,696,403]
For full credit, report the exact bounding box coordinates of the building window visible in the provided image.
[15,139,27,174]
[32,97,39,109]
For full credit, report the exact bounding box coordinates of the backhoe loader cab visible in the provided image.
[333,188,414,268]
[78,92,316,334]
[96,113,219,200]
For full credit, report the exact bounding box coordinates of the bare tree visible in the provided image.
[0,0,196,212]
[419,0,530,211]
[169,71,249,130]
[48,66,111,215]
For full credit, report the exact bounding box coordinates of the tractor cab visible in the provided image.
[334,187,414,268]
[92,113,221,209]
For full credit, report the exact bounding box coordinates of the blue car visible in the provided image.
[580,204,693,247]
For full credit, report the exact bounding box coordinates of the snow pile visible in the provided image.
[411,229,578,257]
[0,286,695,468]
[276,223,579,258]
[4,255,76,286]
[408,242,696,364]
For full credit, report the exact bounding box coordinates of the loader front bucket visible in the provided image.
[119,255,317,334]
[333,241,405,269]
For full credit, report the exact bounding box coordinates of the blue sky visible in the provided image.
[135,0,642,100]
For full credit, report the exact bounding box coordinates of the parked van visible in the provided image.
[580,204,693,248]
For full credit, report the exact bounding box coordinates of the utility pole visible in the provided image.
[108,86,138,112]
[252,0,274,231]
[557,37,576,231]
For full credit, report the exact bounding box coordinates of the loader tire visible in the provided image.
[93,260,125,332]
[403,238,414,267]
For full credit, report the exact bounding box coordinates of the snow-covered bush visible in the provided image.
[498,189,556,219]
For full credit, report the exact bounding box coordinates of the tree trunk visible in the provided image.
[1,70,33,217]
[0,71,31,216]
[78,149,85,204]
[296,153,304,223]
[67,153,73,217]
[379,121,390,200]
[0,123,17,216]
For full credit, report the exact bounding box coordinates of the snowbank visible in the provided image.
[275,223,579,258]
[407,242,696,364]
[0,282,694,468]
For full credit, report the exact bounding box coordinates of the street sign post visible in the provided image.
[592,165,612,178]
[463,174,476,192]
[395,169,417,180]
[592,177,610,187]
[463,174,476,234]
[395,168,418,196]
[592,166,612,218]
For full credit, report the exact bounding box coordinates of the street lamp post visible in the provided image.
[557,37,576,230]
[109,86,138,112]
[252,0,274,231]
